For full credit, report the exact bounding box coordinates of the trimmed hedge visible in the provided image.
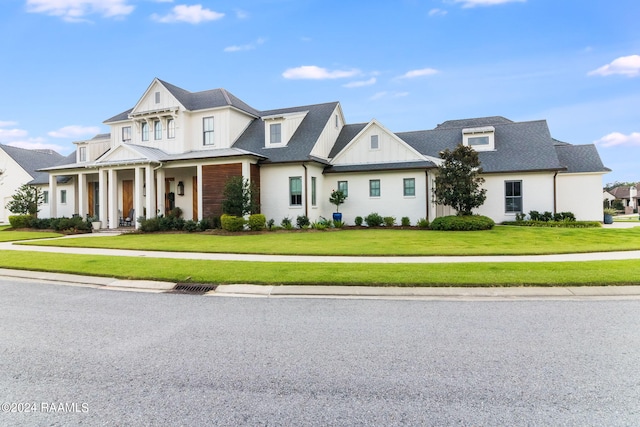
[430,215,495,231]
[221,214,245,232]
[502,220,601,228]
[248,214,266,231]
[8,215,33,228]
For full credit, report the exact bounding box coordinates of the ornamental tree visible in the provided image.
[329,189,347,213]
[5,184,43,217]
[434,144,487,216]
[222,176,260,217]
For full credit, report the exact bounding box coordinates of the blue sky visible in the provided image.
[0,0,639,185]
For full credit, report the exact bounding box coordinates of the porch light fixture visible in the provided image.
[177,181,184,196]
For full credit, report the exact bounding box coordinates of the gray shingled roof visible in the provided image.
[397,119,565,173]
[0,144,68,184]
[554,143,611,174]
[328,123,368,158]
[233,102,339,163]
[104,80,260,123]
[326,161,434,174]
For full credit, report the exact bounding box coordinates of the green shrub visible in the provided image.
[430,215,495,231]
[296,215,310,229]
[248,214,266,231]
[354,216,363,226]
[8,214,33,229]
[416,218,429,229]
[30,217,52,229]
[183,220,198,232]
[383,216,396,227]
[221,214,245,232]
[139,217,160,232]
[401,216,411,227]
[49,216,91,233]
[364,212,383,227]
[311,221,327,230]
[333,220,344,228]
[281,217,293,230]
[503,220,601,228]
[267,218,275,230]
[529,210,541,221]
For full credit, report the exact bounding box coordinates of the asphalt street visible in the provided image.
[1,278,639,426]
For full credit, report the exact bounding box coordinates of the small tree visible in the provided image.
[329,189,347,213]
[222,176,260,217]
[6,184,43,217]
[434,144,487,216]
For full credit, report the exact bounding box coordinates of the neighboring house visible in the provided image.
[609,184,640,213]
[603,190,616,208]
[0,144,71,223]
[40,78,610,229]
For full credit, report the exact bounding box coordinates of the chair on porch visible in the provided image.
[119,208,135,227]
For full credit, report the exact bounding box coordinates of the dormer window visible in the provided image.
[155,91,160,104]
[370,135,380,150]
[270,123,282,144]
[79,146,87,162]
[463,126,495,151]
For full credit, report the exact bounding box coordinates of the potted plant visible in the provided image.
[603,208,616,224]
[88,215,101,231]
[329,189,347,222]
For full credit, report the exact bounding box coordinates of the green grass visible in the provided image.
[0,228,63,242]
[16,226,640,256]
[0,250,639,286]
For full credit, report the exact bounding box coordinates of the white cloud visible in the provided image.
[588,55,640,77]
[0,121,18,127]
[594,132,640,147]
[282,65,360,80]
[369,91,409,101]
[428,8,447,16]
[152,4,224,24]
[26,0,134,22]
[343,77,377,88]
[397,68,439,79]
[452,0,525,7]
[48,125,101,139]
[224,38,265,53]
[0,126,28,141]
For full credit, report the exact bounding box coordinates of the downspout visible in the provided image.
[425,170,430,222]
[553,171,558,214]
[302,163,308,217]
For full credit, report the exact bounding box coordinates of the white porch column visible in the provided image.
[108,169,118,229]
[241,160,251,181]
[156,168,165,217]
[145,166,155,219]
[134,166,144,229]
[197,164,203,221]
[99,169,108,224]
[49,174,58,218]
[77,172,86,219]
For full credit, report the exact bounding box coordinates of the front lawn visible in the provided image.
[0,250,639,286]
[15,226,640,256]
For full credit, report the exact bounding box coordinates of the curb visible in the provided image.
[3,269,640,299]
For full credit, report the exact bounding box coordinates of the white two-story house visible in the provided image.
[40,78,610,228]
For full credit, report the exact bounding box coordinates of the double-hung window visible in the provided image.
[79,146,87,162]
[505,180,522,213]
[203,117,214,145]
[403,178,415,197]
[141,122,149,141]
[311,177,317,206]
[43,191,49,204]
[122,126,131,142]
[369,179,381,197]
[337,181,348,197]
[290,177,302,206]
[60,189,67,204]
[270,123,282,144]
[154,120,162,140]
[167,119,175,139]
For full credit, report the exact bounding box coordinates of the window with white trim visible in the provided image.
[60,189,67,204]
[370,135,379,150]
[290,177,302,206]
[337,181,348,197]
[369,179,380,197]
[505,180,522,213]
[43,191,49,204]
[155,91,160,103]
[167,119,175,139]
[403,178,415,197]
[463,126,495,151]
[154,120,162,140]
[203,117,214,145]
[79,146,87,162]
[122,126,131,142]
[270,123,282,144]
[141,122,149,141]
[311,177,317,206]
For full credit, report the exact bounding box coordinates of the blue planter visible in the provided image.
[332,212,343,222]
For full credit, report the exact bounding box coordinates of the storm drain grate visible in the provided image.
[172,283,217,294]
